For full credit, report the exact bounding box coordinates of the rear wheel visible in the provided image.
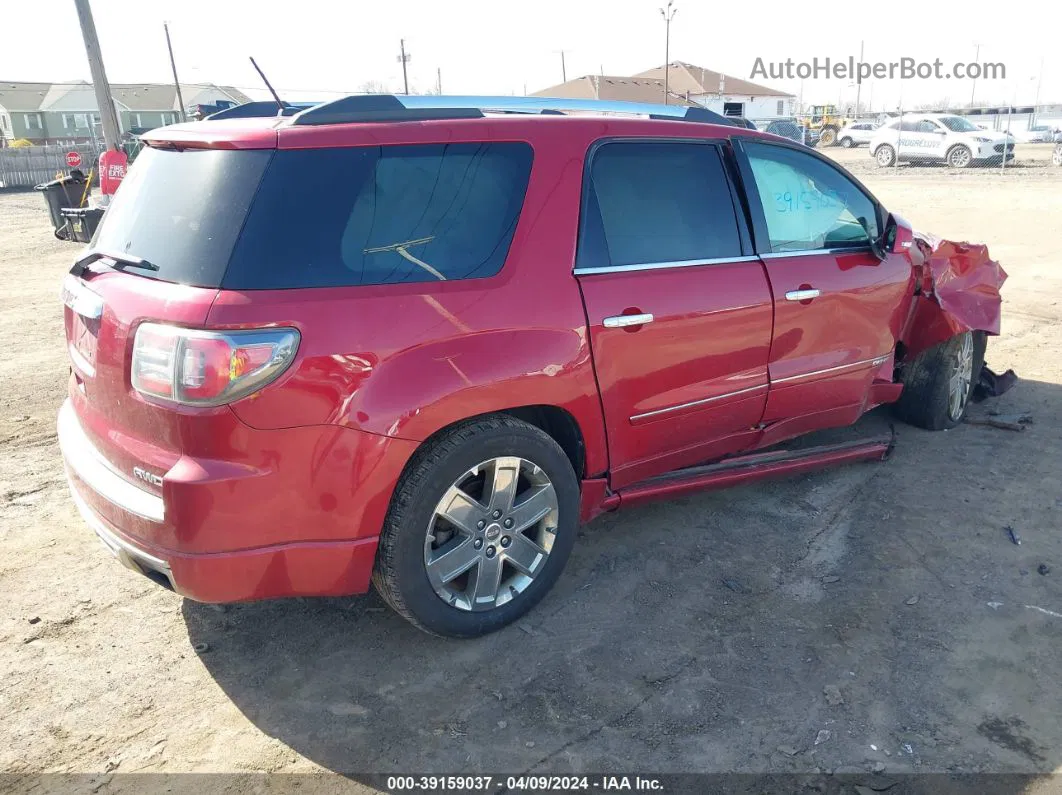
[1052,143,1062,167]
[875,144,896,167]
[372,415,579,637]
[840,136,854,148]
[894,331,986,430]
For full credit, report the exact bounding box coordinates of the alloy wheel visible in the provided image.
[424,457,559,612]
[949,147,972,168]
[947,333,975,421]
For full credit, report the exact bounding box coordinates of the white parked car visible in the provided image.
[837,121,878,148]
[869,113,1014,168]
[1010,124,1058,143]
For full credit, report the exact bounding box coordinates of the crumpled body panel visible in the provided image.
[901,233,1007,359]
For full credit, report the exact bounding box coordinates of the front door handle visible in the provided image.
[603,313,654,328]
[785,289,821,302]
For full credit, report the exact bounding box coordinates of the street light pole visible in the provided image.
[659,1,676,104]
[970,43,981,107]
[397,39,410,95]
[854,40,864,115]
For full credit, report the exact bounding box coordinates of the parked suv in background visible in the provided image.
[837,121,878,148]
[763,119,816,147]
[870,113,1014,168]
[59,95,1003,637]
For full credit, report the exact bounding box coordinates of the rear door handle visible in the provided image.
[603,313,654,328]
[785,289,821,302]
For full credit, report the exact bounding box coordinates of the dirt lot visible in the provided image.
[2,150,1062,792]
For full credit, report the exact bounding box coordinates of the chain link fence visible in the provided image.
[807,105,1062,175]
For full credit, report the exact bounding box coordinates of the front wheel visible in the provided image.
[819,127,837,147]
[840,136,854,148]
[1052,143,1062,167]
[894,331,986,430]
[947,145,973,168]
[372,415,579,637]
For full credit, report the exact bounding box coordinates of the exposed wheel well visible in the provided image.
[413,406,588,480]
[501,405,586,478]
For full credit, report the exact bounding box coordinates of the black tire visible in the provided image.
[894,331,986,430]
[840,137,854,148]
[372,415,579,637]
[875,144,896,167]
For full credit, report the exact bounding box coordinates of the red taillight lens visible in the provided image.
[132,324,300,406]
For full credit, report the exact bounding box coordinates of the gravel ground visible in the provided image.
[2,157,1062,793]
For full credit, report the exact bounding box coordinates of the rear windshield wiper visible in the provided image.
[71,249,160,277]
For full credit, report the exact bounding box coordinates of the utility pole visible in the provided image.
[854,40,864,115]
[163,23,186,122]
[73,0,121,150]
[659,1,677,104]
[560,51,567,83]
[970,43,981,107]
[397,39,410,95]
[436,67,442,95]
[1032,56,1044,126]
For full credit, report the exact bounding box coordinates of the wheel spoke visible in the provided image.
[507,483,556,532]
[467,554,504,608]
[426,538,480,586]
[504,533,548,577]
[483,457,521,514]
[436,485,487,535]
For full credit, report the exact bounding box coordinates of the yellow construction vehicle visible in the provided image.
[801,105,856,147]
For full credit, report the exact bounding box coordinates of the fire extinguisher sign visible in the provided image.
[99,149,128,195]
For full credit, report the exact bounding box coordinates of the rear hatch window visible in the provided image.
[91,147,271,288]
[92,142,533,289]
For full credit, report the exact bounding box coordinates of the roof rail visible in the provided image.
[206,101,321,120]
[289,94,739,127]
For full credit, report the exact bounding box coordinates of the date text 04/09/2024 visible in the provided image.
[384,776,664,791]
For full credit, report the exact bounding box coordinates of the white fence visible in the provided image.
[0,143,102,189]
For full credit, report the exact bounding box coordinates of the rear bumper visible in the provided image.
[58,398,416,602]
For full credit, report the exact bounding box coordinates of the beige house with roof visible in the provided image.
[532,61,794,121]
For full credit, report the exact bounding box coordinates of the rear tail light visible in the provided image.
[132,324,300,406]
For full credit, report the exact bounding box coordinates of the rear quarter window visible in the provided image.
[223,142,534,289]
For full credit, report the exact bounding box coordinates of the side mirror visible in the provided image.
[888,213,914,254]
[862,213,913,260]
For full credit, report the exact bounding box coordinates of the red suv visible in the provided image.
[58,95,1004,637]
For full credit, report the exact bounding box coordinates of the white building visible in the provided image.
[635,62,795,120]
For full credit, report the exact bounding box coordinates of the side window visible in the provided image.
[225,142,534,289]
[743,142,879,253]
[578,141,743,269]
[915,120,940,133]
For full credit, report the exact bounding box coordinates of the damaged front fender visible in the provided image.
[900,232,1007,360]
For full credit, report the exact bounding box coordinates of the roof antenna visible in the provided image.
[249,56,288,112]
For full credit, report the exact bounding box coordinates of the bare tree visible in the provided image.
[359,80,390,94]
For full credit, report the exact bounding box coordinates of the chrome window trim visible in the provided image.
[57,400,165,523]
[574,255,761,276]
[630,383,768,422]
[760,246,872,259]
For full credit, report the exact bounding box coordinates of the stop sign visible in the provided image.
[65,151,82,168]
